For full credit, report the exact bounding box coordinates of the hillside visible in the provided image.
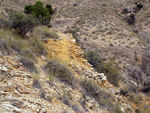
[0,28,126,112]
[0,0,150,113]
[0,28,149,113]
[49,0,150,94]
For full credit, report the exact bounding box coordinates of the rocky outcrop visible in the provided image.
[0,55,75,113]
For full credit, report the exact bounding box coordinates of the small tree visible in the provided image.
[9,11,39,38]
[32,1,44,17]
[24,1,54,25]
[24,5,33,14]
[46,4,55,15]
[40,8,52,24]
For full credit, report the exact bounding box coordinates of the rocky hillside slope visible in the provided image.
[0,31,123,112]
[48,0,150,94]
[0,0,150,112]
[0,28,150,113]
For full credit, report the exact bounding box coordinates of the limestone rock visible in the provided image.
[120,107,125,112]
[41,56,48,61]
[40,108,47,113]
[1,66,8,72]
[10,70,16,76]
[98,73,107,81]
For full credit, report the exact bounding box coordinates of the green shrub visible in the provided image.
[35,26,59,39]
[8,11,39,38]
[99,59,121,87]
[47,24,52,28]
[44,60,76,86]
[28,37,47,55]
[46,4,55,15]
[42,30,58,39]
[134,3,143,13]
[137,3,143,9]
[0,28,46,60]
[84,51,120,87]
[24,5,34,14]
[80,79,114,110]
[84,50,101,69]
[120,87,142,106]
[127,14,135,25]
[19,57,37,73]
[122,8,129,14]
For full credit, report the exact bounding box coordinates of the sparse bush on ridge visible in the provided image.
[84,51,121,87]
[80,79,114,110]
[19,57,37,73]
[120,87,141,106]
[99,59,121,87]
[84,50,100,69]
[0,28,46,60]
[128,92,141,105]
[35,26,59,39]
[44,59,77,87]
[8,11,39,38]
[126,14,135,25]
[29,37,47,55]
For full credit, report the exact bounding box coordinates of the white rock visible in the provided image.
[71,39,76,42]
[120,107,125,112]
[10,70,16,76]
[98,73,105,76]
[40,108,47,113]
[2,66,8,72]
[86,101,93,108]
[98,73,107,80]
[41,56,48,61]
